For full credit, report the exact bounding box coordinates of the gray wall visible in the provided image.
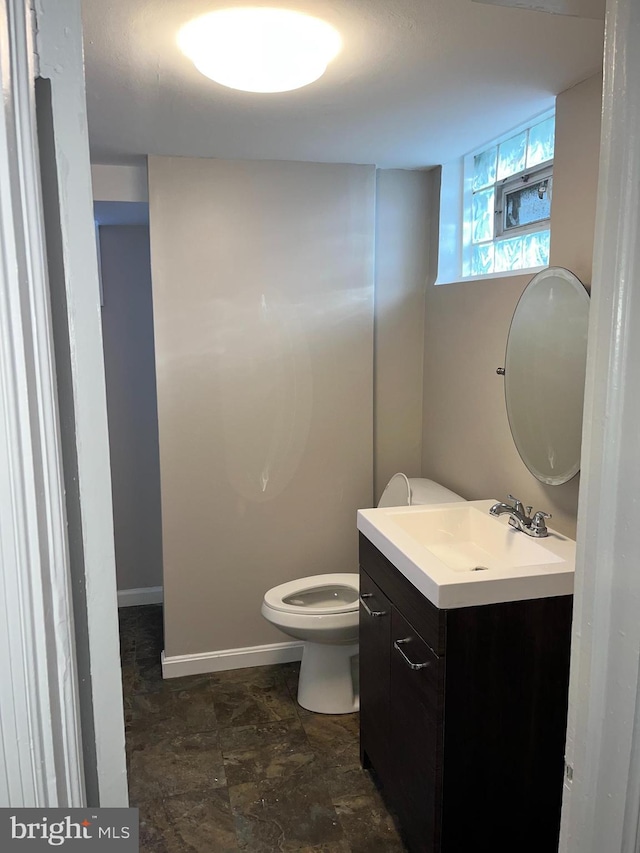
[100,225,163,592]
[421,74,603,537]
[374,168,436,502]
[148,157,376,657]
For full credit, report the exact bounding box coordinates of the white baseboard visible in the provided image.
[161,640,304,679]
[117,586,163,608]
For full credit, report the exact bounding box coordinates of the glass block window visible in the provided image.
[466,112,555,278]
[496,131,527,181]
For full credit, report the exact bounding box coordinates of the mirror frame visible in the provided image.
[504,266,590,486]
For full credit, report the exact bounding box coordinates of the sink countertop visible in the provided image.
[357,499,575,609]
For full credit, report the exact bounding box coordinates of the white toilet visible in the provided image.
[261,473,464,714]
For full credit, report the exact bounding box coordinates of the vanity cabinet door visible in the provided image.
[389,607,443,853]
[359,569,391,777]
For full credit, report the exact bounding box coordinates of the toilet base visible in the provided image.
[297,642,359,715]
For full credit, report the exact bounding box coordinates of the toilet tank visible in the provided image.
[377,473,464,508]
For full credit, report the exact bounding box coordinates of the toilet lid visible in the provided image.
[264,573,360,615]
[377,473,411,507]
[377,473,464,507]
[408,478,464,504]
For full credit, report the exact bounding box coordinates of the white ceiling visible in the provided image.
[81,0,604,169]
[472,0,605,17]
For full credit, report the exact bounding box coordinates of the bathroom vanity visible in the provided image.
[357,501,574,853]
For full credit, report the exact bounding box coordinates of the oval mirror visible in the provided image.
[504,266,589,485]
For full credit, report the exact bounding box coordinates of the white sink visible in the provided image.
[357,500,575,609]
[388,505,565,572]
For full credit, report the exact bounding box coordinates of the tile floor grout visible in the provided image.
[120,604,407,852]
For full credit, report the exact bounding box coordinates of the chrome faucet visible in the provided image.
[489,495,551,538]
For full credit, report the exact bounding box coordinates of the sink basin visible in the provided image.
[357,500,575,608]
[388,505,565,573]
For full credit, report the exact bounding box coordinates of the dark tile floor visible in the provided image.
[120,605,407,852]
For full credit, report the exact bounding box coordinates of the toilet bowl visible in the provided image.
[261,574,360,715]
[261,474,464,715]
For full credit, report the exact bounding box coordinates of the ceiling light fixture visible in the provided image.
[177,7,342,94]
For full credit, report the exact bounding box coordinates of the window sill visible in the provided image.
[434,264,547,286]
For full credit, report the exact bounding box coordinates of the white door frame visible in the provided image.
[0,0,127,807]
[34,0,128,807]
[0,0,84,806]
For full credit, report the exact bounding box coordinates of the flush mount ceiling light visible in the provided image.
[177,7,342,93]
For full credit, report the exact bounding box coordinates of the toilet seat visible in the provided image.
[263,573,359,615]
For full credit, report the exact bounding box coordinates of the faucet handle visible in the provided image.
[533,510,551,521]
[507,494,524,515]
[531,510,552,535]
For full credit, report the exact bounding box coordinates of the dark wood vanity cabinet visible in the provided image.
[359,533,573,853]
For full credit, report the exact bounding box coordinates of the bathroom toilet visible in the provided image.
[261,473,464,714]
[261,573,360,715]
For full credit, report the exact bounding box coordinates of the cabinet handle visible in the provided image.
[394,638,431,671]
[359,593,387,617]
